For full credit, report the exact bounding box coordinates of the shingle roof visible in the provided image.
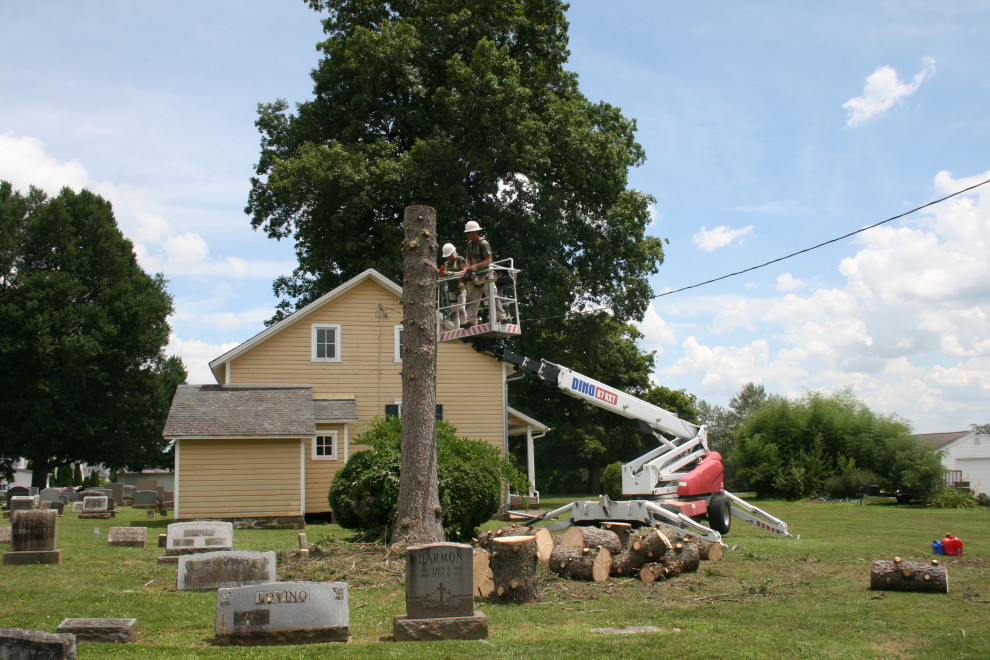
[163,385,316,438]
[314,399,359,422]
[914,431,971,450]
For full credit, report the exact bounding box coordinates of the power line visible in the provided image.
[653,177,990,299]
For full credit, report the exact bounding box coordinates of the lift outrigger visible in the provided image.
[437,264,792,543]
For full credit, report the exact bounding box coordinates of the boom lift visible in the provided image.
[437,266,791,543]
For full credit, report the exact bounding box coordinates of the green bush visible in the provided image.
[825,458,877,499]
[926,487,977,509]
[601,461,624,500]
[328,416,528,541]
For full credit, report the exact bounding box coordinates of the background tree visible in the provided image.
[732,388,943,499]
[0,182,186,487]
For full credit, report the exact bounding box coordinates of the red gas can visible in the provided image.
[941,534,963,556]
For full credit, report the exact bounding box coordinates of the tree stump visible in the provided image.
[870,557,948,593]
[610,528,673,577]
[489,535,539,602]
[600,522,633,550]
[640,541,700,582]
[473,548,495,598]
[559,526,623,556]
[548,545,613,582]
[477,525,553,563]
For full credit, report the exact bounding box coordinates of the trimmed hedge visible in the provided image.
[328,416,528,541]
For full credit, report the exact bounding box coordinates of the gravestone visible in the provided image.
[3,509,62,565]
[0,628,76,659]
[57,618,137,643]
[9,496,36,513]
[132,490,158,509]
[215,581,350,645]
[177,550,276,591]
[5,486,29,507]
[39,488,62,504]
[0,526,10,544]
[109,483,124,506]
[160,520,233,564]
[136,479,157,493]
[79,496,112,519]
[392,542,488,641]
[71,502,84,513]
[62,490,80,503]
[50,501,65,517]
[108,527,147,548]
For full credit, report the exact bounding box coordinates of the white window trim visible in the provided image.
[394,324,404,363]
[312,431,338,461]
[312,323,342,362]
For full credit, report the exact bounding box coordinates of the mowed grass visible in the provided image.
[1,498,988,659]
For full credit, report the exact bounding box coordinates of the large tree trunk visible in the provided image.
[391,205,444,548]
[477,525,553,563]
[30,455,50,489]
[870,557,948,593]
[610,528,673,577]
[559,526,623,556]
[639,542,700,583]
[548,545,612,582]
[489,536,540,603]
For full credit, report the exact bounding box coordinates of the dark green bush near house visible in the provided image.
[328,416,528,541]
[927,487,977,509]
[601,461,624,500]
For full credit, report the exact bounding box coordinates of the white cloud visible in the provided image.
[167,335,240,384]
[775,273,805,292]
[843,56,936,127]
[692,224,754,251]
[636,302,677,350]
[0,132,89,193]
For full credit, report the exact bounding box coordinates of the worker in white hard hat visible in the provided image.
[438,242,467,328]
[460,220,507,326]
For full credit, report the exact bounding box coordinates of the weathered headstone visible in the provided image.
[132,490,158,509]
[71,502,84,513]
[56,618,137,643]
[39,488,62,504]
[62,490,80,503]
[0,628,76,659]
[50,501,65,517]
[3,509,62,565]
[177,550,276,591]
[159,520,234,564]
[109,483,124,506]
[0,526,10,544]
[9,496,36,512]
[215,581,350,645]
[136,479,157,493]
[108,527,147,548]
[79,496,111,519]
[392,542,488,641]
[5,486,30,506]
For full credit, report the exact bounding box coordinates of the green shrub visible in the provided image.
[601,461,624,500]
[328,416,528,541]
[926,487,977,509]
[825,458,877,499]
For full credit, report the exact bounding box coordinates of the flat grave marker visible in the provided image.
[0,628,76,658]
[108,527,147,548]
[57,618,137,643]
[215,581,350,645]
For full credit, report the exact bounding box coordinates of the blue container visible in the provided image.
[932,540,945,555]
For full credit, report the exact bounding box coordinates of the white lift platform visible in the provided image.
[438,258,522,343]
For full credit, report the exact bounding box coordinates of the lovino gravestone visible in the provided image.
[215,581,350,645]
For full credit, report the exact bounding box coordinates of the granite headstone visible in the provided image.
[214,581,350,645]
[0,628,76,659]
[177,550,276,591]
[108,527,147,548]
[2,509,62,565]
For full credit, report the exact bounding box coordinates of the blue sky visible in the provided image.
[2,1,989,433]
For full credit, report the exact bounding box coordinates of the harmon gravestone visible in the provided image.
[215,581,350,645]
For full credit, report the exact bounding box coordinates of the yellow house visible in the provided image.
[163,269,546,528]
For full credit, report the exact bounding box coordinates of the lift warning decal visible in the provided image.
[571,377,619,406]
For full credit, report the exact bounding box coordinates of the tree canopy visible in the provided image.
[0,182,186,487]
[247,0,664,327]
[732,389,943,499]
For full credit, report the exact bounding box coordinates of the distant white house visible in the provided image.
[916,430,990,495]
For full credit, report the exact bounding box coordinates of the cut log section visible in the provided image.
[600,522,633,550]
[559,526,623,556]
[640,541,700,582]
[489,535,540,603]
[548,545,613,582]
[870,558,948,593]
[610,528,674,577]
[654,523,725,561]
[477,525,554,563]
[473,548,494,598]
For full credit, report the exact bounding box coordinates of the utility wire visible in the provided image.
[653,177,990,299]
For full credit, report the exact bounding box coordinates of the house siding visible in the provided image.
[223,276,506,515]
[176,438,303,520]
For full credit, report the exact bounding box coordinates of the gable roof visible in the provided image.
[914,431,971,450]
[163,384,316,439]
[314,399,360,423]
[208,269,402,383]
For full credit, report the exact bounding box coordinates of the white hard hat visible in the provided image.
[442,243,456,258]
[464,220,482,233]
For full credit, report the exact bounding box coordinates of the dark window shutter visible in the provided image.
[435,405,443,420]
[385,404,400,418]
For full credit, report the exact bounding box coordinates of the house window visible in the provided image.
[312,324,341,362]
[313,432,338,460]
[385,402,443,419]
[394,324,404,362]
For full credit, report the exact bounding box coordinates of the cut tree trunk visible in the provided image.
[489,535,539,603]
[653,523,723,560]
[610,528,674,577]
[473,548,494,598]
[600,522,633,550]
[390,205,443,548]
[870,557,948,593]
[640,541,700,583]
[477,525,553,563]
[559,526,623,556]
[548,545,613,582]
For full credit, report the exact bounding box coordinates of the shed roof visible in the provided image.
[314,398,359,423]
[914,431,971,450]
[163,384,316,439]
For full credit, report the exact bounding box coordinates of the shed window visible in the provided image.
[312,324,341,362]
[313,432,338,460]
[385,403,443,419]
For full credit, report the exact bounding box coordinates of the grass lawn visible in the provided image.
[1,498,988,659]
